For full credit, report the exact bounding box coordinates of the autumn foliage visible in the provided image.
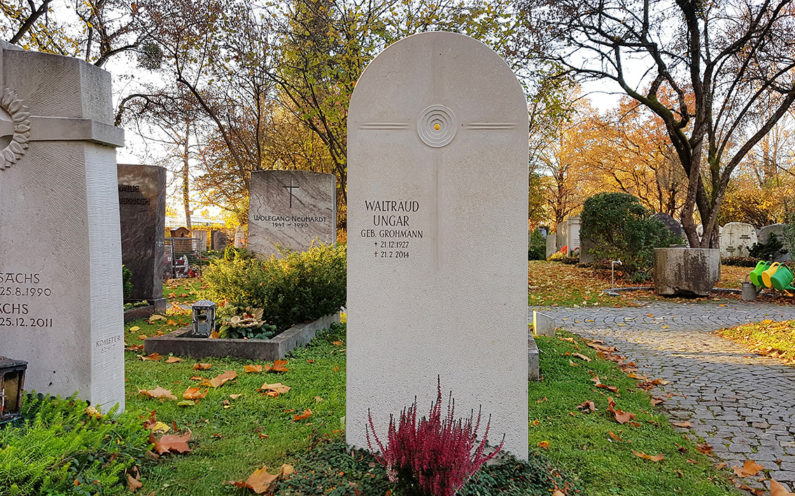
[365,380,503,496]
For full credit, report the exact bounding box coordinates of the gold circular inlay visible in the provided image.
[434,123,441,130]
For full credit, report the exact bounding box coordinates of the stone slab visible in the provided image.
[652,212,685,240]
[0,45,125,410]
[118,164,166,304]
[528,336,540,381]
[143,312,340,361]
[193,230,207,252]
[654,247,720,296]
[248,170,336,257]
[758,224,790,262]
[211,230,227,251]
[347,32,529,459]
[720,222,757,258]
[532,310,556,337]
[545,231,558,258]
[565,215,581,252]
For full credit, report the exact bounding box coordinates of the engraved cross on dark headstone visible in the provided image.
[284,177,300,208]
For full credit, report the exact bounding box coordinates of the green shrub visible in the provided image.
[580,193,682,279]
[722,256,760,267]
[749,233,787,261]
[528,229,546,260]
[121,265,134,300]
[203,243,346,331]
[784,214,795,255]
[0,394,150,496]
[275,438,578,495]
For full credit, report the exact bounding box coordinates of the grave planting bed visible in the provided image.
[143,312,340,361]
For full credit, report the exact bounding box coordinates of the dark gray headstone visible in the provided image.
[757,223,790,262]
[118,164,166,312]
[211,230,228,251]
[579,236,597,264]
[652,213,685,240]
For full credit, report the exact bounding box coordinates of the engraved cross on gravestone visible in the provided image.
[284,177,300,208]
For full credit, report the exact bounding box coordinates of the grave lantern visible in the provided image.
[0,357,27,422]
[191,300,216,337]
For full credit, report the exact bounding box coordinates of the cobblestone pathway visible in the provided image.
[532,301,795,491]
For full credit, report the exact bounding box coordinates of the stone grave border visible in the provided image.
[143,312,340,361]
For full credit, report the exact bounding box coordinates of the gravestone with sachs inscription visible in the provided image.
[720,222,757,258]
[248,170,336,257]
[0,43,125,410]
[347,32,529,459]
[118,164,166,313]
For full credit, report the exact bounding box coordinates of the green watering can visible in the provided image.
[750,261,771,288]
[769,264,795,291]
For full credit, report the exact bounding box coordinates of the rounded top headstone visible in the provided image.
[349,31,526,151]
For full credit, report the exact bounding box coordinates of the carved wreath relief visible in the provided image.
[0,88,31,171]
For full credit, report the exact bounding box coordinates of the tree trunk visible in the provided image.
[182,118,192,230]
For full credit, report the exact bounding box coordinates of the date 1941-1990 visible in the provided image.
[0,317,54,328]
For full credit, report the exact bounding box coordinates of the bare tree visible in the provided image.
[521,0,795,247]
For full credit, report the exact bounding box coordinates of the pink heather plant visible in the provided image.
[365,378,504,496]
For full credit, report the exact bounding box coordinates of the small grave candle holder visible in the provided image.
[191,300,216,338]
[0,357,27,423]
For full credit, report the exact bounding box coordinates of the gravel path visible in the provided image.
[532,301,795,491]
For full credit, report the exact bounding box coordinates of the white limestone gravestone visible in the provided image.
[565,215,581,253]
[720,222,757,258]
[248,170,336,257]
[0,44,125,410]
[347,32,529,459]
[545,230,558,258]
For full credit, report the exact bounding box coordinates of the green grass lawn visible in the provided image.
[529,331,742,496]
[126,320,346,495]
[528,260,764,307]
[717,319,795,366]
[119,287,741,495]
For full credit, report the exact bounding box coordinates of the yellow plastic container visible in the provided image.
[761,262,781,288]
